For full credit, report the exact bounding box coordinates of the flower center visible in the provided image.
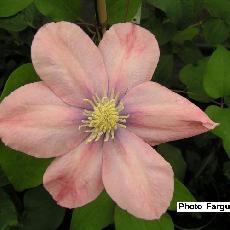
[79,93,129,143]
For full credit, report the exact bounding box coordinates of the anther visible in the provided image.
[79,92,129,143]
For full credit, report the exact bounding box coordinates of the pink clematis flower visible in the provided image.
[0,22,217,220]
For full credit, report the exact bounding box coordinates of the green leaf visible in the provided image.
[115,206,174,230]
[203,18,229,44]
[0,167,9,187]
[154,55,174,87]
[204,0,230,25]
[106,0,141,24]
[0,143,52,191]
[0,14,28,32]
[151,22,177,45]
[224,95,230,107]
[169,178,196,211]
[70,191,115,230]
[0,189,18,229]
[176,42,203,64]
[147,0,182,24]
[179,59,211,103]
[142,15,177,45]
[206,105,230,159]
[0,0,33,17]
[192,132,217,148]
[185,150,202,173]
[179,0,203,27]
[203,46,230,99]
[22,187,65,230]
[173,27,199,44]
[223,161,230,180]
[34,0,81,22]
[18,3,44,29]
[157,144,187,181]
[0,63,39,101]
[0,4,43,32]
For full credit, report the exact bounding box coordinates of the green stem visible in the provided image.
[97,0,107,34]
[188,149,216,187]
[124,0,130,22]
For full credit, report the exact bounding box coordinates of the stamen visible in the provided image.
[92,96,98,104]
[104,131,110,142]
[95,94,100,101]
[79,92,129,143]
[118,124,126,128]
[83,99,95,108]
[111,129,115,139]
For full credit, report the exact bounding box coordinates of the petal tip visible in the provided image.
[203,121,219,130]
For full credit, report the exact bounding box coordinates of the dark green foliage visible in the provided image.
[70,192,115,230]
[115,207,174,230]
[158,143,187,180]
[0,189,18,229]
[21,187,65,230]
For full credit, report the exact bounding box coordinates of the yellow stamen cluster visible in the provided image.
[79,93,129,143]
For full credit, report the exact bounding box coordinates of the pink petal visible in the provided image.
[0,82,86,158]
[32,22,108,107]
[102,129,173,220]
[122,82,218,145]
[99,23,160,96]
[43,141,103,208]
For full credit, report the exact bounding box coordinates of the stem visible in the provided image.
[188,149,216,187]
[194,150,215,180]
[124,0,130,22]
[96,0,107,34]
[220,97,224,108]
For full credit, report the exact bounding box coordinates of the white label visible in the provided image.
[177,202,230,212]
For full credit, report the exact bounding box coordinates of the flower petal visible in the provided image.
[0,82,86,158]
[122,82,218,145]
[99,23,159,96]
[32,22,108,107]
[102,129,174,220]
[43,141,103,208]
